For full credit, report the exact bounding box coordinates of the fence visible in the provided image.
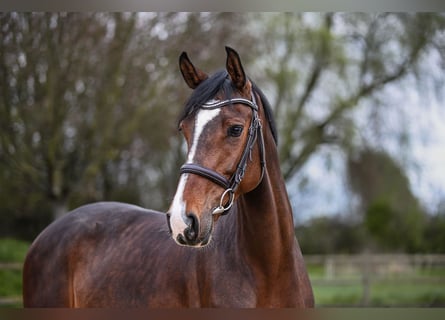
[305,254,445,306]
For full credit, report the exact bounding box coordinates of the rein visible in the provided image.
[179,93,266,215]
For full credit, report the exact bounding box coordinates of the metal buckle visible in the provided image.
[212,188,235,215]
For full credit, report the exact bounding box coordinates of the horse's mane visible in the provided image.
[178,70,278,144]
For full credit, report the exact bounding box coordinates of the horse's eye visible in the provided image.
[227,125,244,137]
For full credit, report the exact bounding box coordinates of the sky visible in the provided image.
[408,95,445,211]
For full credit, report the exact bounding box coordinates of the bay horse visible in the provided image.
[23,47,314,308]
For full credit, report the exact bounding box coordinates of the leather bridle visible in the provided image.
[179,93,266,216]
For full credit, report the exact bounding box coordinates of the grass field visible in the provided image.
[1,238,444,307]
[307,261,445,307]
[0,238,28,307]
[311,278,445,307]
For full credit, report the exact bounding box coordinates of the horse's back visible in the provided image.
[23,202,168,307]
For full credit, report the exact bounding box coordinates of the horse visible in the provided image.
[22,47,314,308]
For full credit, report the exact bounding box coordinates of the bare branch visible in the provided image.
[282,15,431,180]
[279,13,334,167]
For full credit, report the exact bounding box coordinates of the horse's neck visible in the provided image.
[236,146,297,274]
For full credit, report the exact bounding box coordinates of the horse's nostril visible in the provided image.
[184,213,199,243]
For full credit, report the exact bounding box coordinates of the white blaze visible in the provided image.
[168,104,221,238]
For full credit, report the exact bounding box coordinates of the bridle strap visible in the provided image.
[179,93,266,215]
[180,163,230,190]
[200,98,258,111]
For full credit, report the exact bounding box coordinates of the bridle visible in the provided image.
[179,92,266,216]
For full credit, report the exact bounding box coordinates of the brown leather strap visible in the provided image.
[180,163,230,189]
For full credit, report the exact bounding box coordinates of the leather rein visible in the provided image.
[179,93,266,216]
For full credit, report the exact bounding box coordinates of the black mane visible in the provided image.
[178,70,278,144]
[251,81,278,144]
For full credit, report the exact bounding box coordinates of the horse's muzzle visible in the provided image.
[166,212,212,247]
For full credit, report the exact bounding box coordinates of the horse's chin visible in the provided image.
[195,216,213,247]
[196,235,212,248]
[175,233,212,248]
[196,210,214,244]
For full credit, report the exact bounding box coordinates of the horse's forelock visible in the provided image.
[178,71,278,145]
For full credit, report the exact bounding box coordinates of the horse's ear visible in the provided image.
[225,46,247,90]
[179,52,208,89]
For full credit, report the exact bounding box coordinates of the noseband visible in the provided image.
[179,93,266,215]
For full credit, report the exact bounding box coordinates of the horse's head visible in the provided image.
[167,47,266,247]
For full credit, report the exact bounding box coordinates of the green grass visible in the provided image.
[311,281,445,307]
[0,269,22,297]
[0,238,29,263]
[309,271,445,307]
[312,283,363,306]
[0,238,29,308]
[370,282,445,307]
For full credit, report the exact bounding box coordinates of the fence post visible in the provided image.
[325,256,334,280]
[361,252,371,306]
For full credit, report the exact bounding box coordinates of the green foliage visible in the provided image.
[296,216,366,254]
[0,238,29,262]
[423,211,445,253]
[0,175,53,240]
[365,201,393,238]
[347,149,427,252]
[364,200,423,251]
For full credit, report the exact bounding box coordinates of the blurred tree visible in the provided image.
[295,215,366,254]
[0,13,155,221]
[423,202,445,253]
[0,13,257,238]
[347,149,426,252]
